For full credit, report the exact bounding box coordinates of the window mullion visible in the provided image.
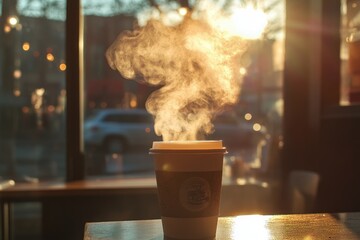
[65,0,85,181]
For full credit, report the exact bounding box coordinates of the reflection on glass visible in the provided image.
[231,215,271,240]
[341,0,360,105]
[8,15,19,26]
[0,0,66,181]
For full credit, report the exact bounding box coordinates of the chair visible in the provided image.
[288,170,320,213]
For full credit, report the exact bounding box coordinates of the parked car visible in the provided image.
[84,108,160,154]
[84,109,262,172]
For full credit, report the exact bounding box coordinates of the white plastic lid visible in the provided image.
[151,140,224,150]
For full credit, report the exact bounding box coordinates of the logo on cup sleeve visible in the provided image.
[179,177,211,211]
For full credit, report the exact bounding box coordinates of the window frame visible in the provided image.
[65,0,85,181]
[65,0,360,183]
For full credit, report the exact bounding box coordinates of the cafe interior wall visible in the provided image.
[282,0,360,213]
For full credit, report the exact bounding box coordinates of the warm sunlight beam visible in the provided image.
[231,215,271,240]
[230,5,268,39]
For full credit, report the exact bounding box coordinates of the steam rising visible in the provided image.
[106,14,247,141]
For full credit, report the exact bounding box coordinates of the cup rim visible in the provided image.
[151,140,224,150]
[149,148,227,154]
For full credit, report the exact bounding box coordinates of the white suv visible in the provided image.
[84,109,160,153]
[84,108,265,174]
[84,108,263,153]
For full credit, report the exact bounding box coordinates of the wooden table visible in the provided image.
[84,212,360,240]
[0,177,159,240]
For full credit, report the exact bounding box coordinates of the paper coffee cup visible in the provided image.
[150,140,226,240]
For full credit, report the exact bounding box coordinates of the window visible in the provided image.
[82,0,285,181]
[341,0,360,105]
[0,0,66,181]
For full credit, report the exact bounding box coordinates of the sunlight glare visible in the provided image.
[22,42,30,51]
[239,67,247,75]
[8,16,18,26]
[253,123,262,132]
[230,5,268,39]
[46,53,55,62]
[244,113,252,120]
[178,7,188,16]
[35,88,45,96]
[59,63,67,71]
[231,215,271,240]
